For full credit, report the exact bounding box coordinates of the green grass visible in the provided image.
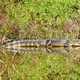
[0,0,80,80]
[1,51,80,80]
[0,0,80,39]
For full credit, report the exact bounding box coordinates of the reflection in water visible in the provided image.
[1,44,80,56]
[2,44,80,54]
[2,47,69,54]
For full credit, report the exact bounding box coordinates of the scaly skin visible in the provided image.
[2,39,80,53]
[1,39,69,53]
[3,39,69,48]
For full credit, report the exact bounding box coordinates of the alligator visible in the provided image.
[1,39,80,53]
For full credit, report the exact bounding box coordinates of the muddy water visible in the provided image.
[0,46,80,79]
